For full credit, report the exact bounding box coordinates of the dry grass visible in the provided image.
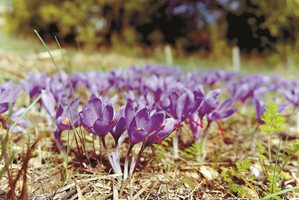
[1,111,298,199]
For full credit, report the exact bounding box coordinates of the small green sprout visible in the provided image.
[260,100,285,135]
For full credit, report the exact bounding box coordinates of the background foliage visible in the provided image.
[5,0,299,58]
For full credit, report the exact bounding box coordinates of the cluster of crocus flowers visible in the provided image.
[2,64,296,178]
[79,95,177,178]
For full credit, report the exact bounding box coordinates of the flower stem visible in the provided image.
[101,138,116,173]
[124,145,133,180]
[271,136,282,196]
[131,146,145,177]
[197,122,210,162]
[173,129,179,159]
[268,136,272,162]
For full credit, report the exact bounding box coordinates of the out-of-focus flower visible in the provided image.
[0,83,20,114]
[197,89,220,119]
[283,85,299,107]
[9,108,30,133]
[207,98,237,122]
[21,72,48,99]
[41,90,56,118]
[54,98,80,147]
[160,87,204,123]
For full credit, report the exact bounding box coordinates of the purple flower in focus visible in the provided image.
[80,94,116,137]
[127,108,167,145]
[144,118,176,147]
[111,107,126,143]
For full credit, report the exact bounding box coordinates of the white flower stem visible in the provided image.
[197,123,210,162]
[173,133,179,159]
[124,145,133,180]
[101,138,116,173]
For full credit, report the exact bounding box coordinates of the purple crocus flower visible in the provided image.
[41,90,56,119]
[227,74,272,103]
[125,106,176,177]
[80,94,116,137]
[193,90,237,139]
[207,98,237,122]
[54,98,80,148]
[126,103,177,146]
[22,72,48,99]
[189,113,201,139]
[188,88,220,139]
[283,85,299,107]
[111,107,127,143]
[46,72,73,102]
[197,89,221,119]
[128,108,165,145]
[0,84,20,114]
[160,87,204,124]
[255,98,265,124]
[124,100,143,128]
[144,118,176,147]
[0,82,21,128]
[9,108,30,133]
[199,70,237,86]
[0,88,17,114]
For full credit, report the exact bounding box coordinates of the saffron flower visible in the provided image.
[80,94,115,137]
[54,98,80,148]
[127,108,165,145]
[111,107,127,143]
[207,98,237,122]
[0,83,20,114]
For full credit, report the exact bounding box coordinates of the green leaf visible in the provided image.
[259,100,285,135]
[236,160,251,172]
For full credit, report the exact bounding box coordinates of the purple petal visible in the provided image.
[111,117,126,141]
[218,98,234,112]
[93,119,111,137]
[41,90,56,117]
[148,112,165,133]
[134,108,149,129]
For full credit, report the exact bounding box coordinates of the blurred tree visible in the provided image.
[254,0,299,61]
[6,0,299,57]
